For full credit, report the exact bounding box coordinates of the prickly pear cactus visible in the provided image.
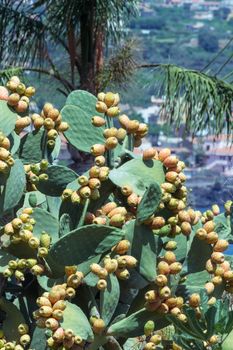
[0,79,232,350]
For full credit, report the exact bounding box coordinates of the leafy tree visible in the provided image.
[198,29,219,53]
[0,0,138,94]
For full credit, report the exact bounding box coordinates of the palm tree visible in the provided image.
[0,0,138,94]
[138,38,233,138]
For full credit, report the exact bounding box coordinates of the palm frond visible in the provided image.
[148,64,233,137]
[0,0,45,67]
[0,67,23,85]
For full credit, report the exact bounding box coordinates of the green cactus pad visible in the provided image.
[61,302,94,341]
[0,101,18,136]
[214,213,231,241]
[30,326,47,350]
[46,225,124,277]
[37,275,64,291]
[59,213,72,237]
[124,220,158,281]
[31,207,59,242]
[36,165,77,196]
[109,159,165,196]
[18,129,44,164]
[0,159,26,216]
[136,182,162,224]
[9,131,20,154]
[61,90,105,152]
[183,234,212,274]
[107,308,169,337]
[65,90,102,116]
[0,298,25,342]
[100,273,120,325]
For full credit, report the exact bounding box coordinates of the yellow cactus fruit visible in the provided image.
[90,144,105,156]
[96,101,107,113]
[213,239,229,252]
[97,92,105,101]
[143,148,157,161]
[96,279,108,291]
[92,116,106,127]
[189,293,200,308]
[105,136,118,150]
[92,318,105,334]
[155,274,168,287]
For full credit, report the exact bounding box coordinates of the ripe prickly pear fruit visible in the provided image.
[96,101,107,113]
[143,148,156,161]
[79,186,91,198]
[104,92,116,107]
[66,287,76,298]
[115,268,130,280]
[145,290,158,302]
[158,148,171,162]
[33,116,44,129]
[0,86,9,100]
[189,293,200,308]
[208,335,219,345]
[169,262,182,275]
[116,128,127,140]
[52,300,66,311]
[196,228,207,240]
[45,317,59,330]
[164,240,177,250]
[118,114,129,128]
[213,239,229,252]
[113,239,130,254]
[180,222,192,236]
[95,155,105,166]
[144,320,155,336]
[92,116,106,127]
[157,261,170,275]
[163,155,178,169]
[205,282,215,295]
[164,251,176,264]
[16,83,26,95]
[127,192,139,207]
[25,86,35,97]
[206,231,219,244]
[92,318,105,334]
[18,323,29,335]
[97,92,105,101]
[158,286,171,299]
[203,220,215,233]
[39,306,53,317]
[211,252,225,264]
[104,258,118,273]
[53,327,65,342]
[40,231,52,249]
[15,100,28,113]
[36,297,52,307]
[97,279,107,291]
[90,144,105,156]
[109,214,125,227]
[155,274,168,287]
[150,334,162,345]
[8,93,20,106]
[106,106,120,117]
[105,136,118,150]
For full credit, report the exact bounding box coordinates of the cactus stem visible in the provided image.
[78,198,90,228]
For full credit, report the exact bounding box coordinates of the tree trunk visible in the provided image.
[79,0,105,94]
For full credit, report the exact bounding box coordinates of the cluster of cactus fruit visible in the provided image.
[0,81,233,350]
